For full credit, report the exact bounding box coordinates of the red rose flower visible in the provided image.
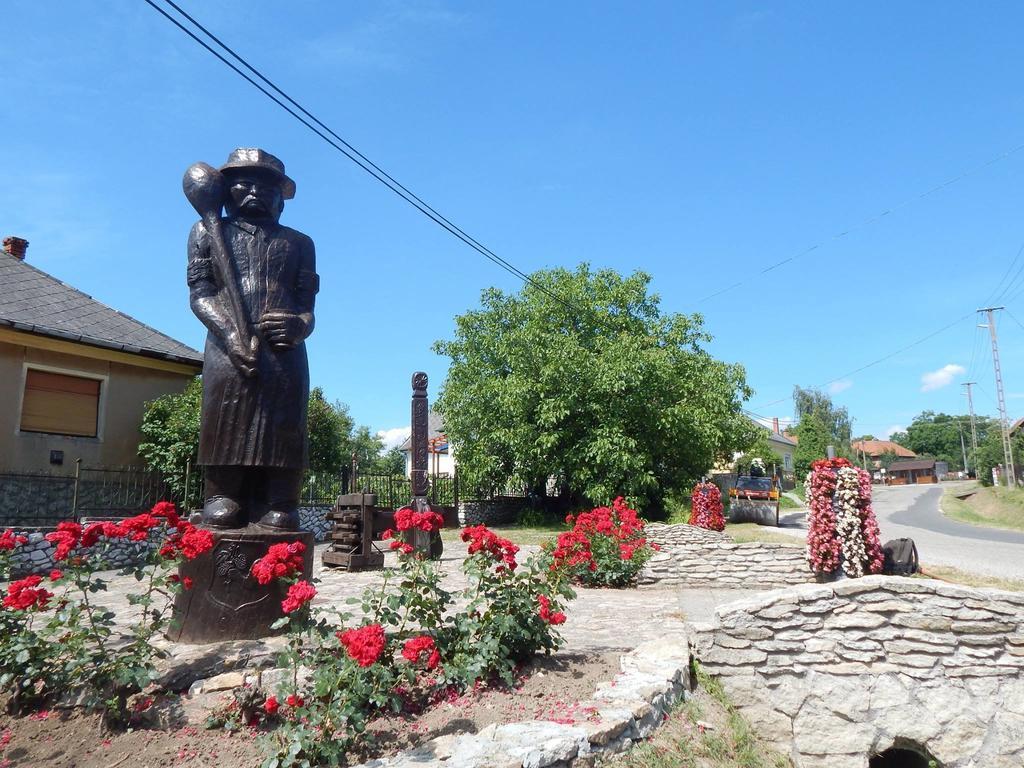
[402,635,439,669]
[537,594,566,625]
[337,623,386,667]
[45,521,82,561]
[0,530,27,551]
[393,506,445,533]
[281,580,316,613]
[250,541,306,585]
[48,569,63,582]
[286,694,304,708]
[460,525,519,570]
[3,575,53,611]
[264,696,279,715]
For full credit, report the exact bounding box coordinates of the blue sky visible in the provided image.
[4,1,1024,446]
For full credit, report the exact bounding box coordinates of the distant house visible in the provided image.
[886,459,937,485]
[851,439,916,470]
[397,410,455,477]
[763,418,797,476]
[0,236,202,473]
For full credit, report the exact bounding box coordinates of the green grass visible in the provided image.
[440,524,561,547]
[917,564,1024,592]
[940,483,1024,533]
[725,523,803,547]
[778,494,802,511]
[608,662,791,768]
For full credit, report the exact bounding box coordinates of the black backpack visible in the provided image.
[882,538,919,576]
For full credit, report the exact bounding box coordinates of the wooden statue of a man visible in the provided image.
[185,148,318,531]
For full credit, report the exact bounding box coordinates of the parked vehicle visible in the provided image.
[728,474,781,526]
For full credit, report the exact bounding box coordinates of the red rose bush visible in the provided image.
[547,497,656,587]
[0,502,213,724]
[250,505,574,767]
[689,481,725,531]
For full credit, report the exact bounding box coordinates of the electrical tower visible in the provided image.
[978,308,1016,486]
[963,382,979,476]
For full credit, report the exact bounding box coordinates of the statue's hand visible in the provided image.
[225,330,258,377]
[258,311,306,351]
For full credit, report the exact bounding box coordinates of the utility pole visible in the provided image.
[957,420,969,477]
[963,382,979,473]
[978,307,1015,486]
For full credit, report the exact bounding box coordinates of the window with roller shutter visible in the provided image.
[19,369,102,438]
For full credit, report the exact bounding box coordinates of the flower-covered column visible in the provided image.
[689,482,725,531]
[806,458,885,578]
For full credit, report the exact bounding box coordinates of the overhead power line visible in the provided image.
[695,144,1024,305]
[142,0,578,313]
[750,312,976,412]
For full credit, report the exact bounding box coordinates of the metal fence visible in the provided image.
[0,463,462,528]
[349,472,458,510]
[0,463,177,528]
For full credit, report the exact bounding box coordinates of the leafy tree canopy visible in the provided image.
[139,382,388,496]
[793,413,831,478]
[790,386,854,477]
[793,386,852,447]
[138,377,203,508]
[307,387,355,474]
[891,411,999,473]
[433,264,753,511]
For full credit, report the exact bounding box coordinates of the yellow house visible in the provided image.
[0,236,202,473]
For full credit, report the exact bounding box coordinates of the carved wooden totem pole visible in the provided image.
[406,372,443,559]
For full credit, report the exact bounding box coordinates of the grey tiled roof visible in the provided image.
[0,251,202,366]
[398,410,446,452]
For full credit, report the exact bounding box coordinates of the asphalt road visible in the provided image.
[774,483,1024,581]
[865,483,1024,581]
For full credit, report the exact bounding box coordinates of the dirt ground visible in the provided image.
[0,651,620,767]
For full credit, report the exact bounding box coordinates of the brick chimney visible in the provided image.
[3,236,28,260]
[772,417,780,434]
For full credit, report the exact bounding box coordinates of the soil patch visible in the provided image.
[0,651,620,767]
[363,650,620,758]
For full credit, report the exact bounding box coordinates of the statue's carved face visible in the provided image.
[224,172,284,222]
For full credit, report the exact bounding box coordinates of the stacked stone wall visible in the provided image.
[692,576,1024,768]
[458,497,523,526]
[6,509,332,577]
[640,523,813,588]
[297,505,331,542]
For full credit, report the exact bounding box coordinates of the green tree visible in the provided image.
[433,264,753,511]
[137,377,203,509]
[792,414,830,478]
[877,450,901,470]
[975,428,1006,486]
[373,447,406,476]
[349,425,387,472]
[893,411,1000,474]
[307,387,355,474]
[793,386,852,448]
[139,384,374,496]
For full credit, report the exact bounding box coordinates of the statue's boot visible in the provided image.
[203,496,244,528]
[257,508,299,531]
[257,468,302,531]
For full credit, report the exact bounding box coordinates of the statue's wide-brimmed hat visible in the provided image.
[219,148,296,199]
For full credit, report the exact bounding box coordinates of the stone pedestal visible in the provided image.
[167,525,314,644]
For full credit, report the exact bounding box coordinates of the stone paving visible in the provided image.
[85,540,765,663]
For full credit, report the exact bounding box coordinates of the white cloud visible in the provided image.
[828,380,853,395]
[920,364,966,392]
[884,425,905,439]
[377,426,411,450]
